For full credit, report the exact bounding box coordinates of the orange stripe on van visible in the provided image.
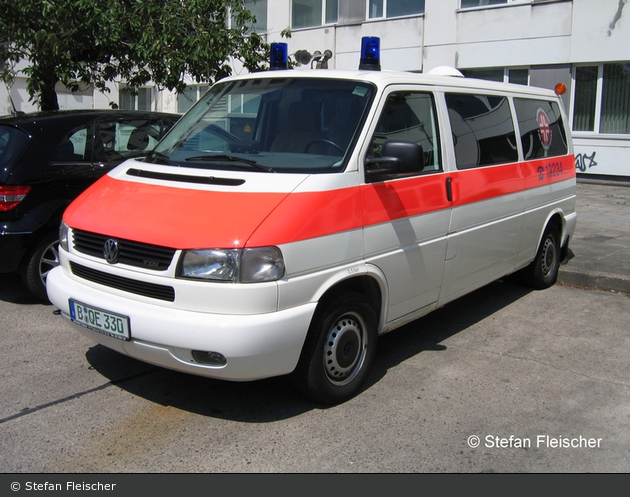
[64,156,575,249]
[64,175,292,248]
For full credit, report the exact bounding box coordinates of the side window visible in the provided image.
[369,91,442,173]
[445,93,518,169]
[94,119,162,162]
[51,126,90,162]
[0,127,30,165]
[513,98,568,160]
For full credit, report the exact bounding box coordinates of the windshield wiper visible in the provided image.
[144,150,180,166]
[185,155,274,172]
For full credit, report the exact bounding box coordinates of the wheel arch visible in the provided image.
[313,272,385,332]
[541,210,569,262]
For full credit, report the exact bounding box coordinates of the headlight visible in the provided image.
[59,220,69,252]
[179,247,285,283]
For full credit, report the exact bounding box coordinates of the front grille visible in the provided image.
[70,262,175,302]
[72,229,176,270]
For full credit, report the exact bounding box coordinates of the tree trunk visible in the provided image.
[38,78,60,111]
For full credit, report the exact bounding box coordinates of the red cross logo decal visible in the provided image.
[537,109,552,150]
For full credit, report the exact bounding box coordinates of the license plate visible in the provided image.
[69,300,130,341]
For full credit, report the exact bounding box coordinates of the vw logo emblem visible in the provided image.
[103,238,120,264]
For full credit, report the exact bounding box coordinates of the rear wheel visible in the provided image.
[21,231,60,301]
[292,292,378,405]
[521,224,561,289]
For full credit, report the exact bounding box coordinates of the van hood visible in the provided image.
[63,162,310,249]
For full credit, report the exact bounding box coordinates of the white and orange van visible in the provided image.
[47,40,577,404]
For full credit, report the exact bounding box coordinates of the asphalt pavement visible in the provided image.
[558,178,630,295]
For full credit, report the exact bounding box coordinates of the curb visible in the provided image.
[558,267,630,295]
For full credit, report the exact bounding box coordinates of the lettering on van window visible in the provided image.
[575,151,598,172]
[538,161,564,180]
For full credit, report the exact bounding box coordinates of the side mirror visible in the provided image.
[365,141,424,178]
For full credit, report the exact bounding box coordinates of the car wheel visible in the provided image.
[21,231,60,301]
[521,223,561,290]
[292,292,378,405]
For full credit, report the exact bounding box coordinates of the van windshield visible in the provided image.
[150,77,376,173]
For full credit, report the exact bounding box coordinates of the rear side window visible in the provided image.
[95,119,163,163]
[0,126,30,167]
[51,126,90,162]
[445,93,518,169]
[513,98,568,159]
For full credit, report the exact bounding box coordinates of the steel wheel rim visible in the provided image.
[323,311,368,386]
[541,236,556,276]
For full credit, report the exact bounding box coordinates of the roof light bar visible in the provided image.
[270,42,289,70]
[359,37,381,71]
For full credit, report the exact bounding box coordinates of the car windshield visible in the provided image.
[150,77,376,173]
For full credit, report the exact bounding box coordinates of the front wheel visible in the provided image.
[292,293,378,405]
[21,231,60,301]
[520,224,561,289]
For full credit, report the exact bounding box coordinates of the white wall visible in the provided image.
[571,0,629,63]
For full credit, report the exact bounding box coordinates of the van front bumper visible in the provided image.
[46,266,316,381]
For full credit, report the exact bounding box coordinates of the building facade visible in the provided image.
[2,0,628,178]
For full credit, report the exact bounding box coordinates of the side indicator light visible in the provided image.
[555,83,567,96]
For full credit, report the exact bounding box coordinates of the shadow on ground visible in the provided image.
[0,273,50,305]
[83,278,532,422]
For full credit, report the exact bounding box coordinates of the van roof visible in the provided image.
[218,68,559,98]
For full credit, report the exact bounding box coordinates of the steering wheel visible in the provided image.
[304,139,344,154]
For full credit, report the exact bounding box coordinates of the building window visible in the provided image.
[460,68,529,86]
[177,85,210,114]
[369,0,425,19]
[461,68,504,82]
[461,68,529,85]
[460,0,530,9]
[461,0,506,8]
[508,69,529,86]
[572,63,630,135]
[239,0,267,33]
[119,87,152,111]
[292,0,338,28]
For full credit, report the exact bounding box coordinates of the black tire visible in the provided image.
[21,231,60,301]
[292,292,378,405]
[520,224,561,290]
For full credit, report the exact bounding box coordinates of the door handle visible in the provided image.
[446,177,453,203]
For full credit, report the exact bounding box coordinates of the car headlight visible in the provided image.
[179,246,285,283]
[59,220,69,252]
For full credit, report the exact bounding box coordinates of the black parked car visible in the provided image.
[0,109,180,300]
